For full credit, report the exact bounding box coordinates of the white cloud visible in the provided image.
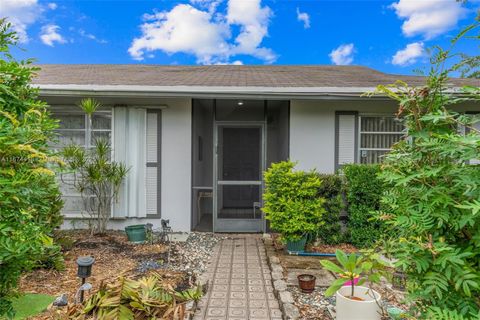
[1,0,41,42]
[128,0,276,64]
[329,43,355,65]
[391,0,466,39]
[296,8,310,29]
[78,29,107,44]
[392,42,425,66]
[190,0,222,12]
[40,24,66,46]
[226,0,276,62]
[47,2,57,10]
[215,60,243,65]
[128,4,230,63]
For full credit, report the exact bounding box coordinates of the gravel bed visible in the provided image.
[137,232,229,277]
[288,286,333,320]
[288,284,406,320]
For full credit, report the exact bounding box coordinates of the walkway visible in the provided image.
[194,235,283,320]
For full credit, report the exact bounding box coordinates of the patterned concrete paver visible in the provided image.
[194,235,282,320]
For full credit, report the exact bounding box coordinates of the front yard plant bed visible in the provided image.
[18,230,224,319]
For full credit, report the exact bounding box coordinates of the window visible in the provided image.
[51,107,112,216]
[358,115,404,164]
[52,107,112,150]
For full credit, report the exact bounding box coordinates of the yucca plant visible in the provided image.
[62,99,128,234]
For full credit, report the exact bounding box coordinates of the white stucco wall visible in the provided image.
[55,97,193,232]
[160,98,192,232]
[289,99,399,173]
[289,99,480,173]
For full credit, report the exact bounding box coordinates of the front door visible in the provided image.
[214,123,265,232]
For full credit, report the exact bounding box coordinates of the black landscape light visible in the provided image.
[76,256,95,302]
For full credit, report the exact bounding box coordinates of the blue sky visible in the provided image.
[3,0,479,75]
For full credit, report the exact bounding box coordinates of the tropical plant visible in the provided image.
[0,19,63,317]
[343,164,385,248]
[368,21,480,318]
[263,161,325,242]
[62,100,128,234]
[70,272,202,319]
[320,249,387,299]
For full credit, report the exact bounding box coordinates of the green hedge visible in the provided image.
[263,161,325,242]
[315,174,345,245]
[343,164,385,248]
[0,21,63,317]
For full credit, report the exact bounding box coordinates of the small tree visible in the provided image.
[369,22,480,318]
[62,99,128,235]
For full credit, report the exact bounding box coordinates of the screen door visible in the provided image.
[213,123,265,232]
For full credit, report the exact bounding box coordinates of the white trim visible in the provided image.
[36,84,466,100]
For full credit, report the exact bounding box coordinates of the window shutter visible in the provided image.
[146,111,161,217]
[470,116,480,165]
[113,106,128,218]
[336,112,357,169]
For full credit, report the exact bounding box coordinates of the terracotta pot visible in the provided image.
[297,274,316,293]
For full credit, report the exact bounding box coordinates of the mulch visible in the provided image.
[18,230,188,320]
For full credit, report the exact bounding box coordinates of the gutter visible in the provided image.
[36,84,468,100]
[36,84,385,100]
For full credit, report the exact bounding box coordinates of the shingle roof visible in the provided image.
[32,64,476,88]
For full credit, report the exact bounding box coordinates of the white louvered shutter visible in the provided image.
[471,118,480,165]
[337,113,357,167]
[145,111,160,216]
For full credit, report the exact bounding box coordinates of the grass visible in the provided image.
[11,293,55,319]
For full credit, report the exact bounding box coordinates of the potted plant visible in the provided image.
[263,161,325,252]
[320,249,387,320]
[297,274,316,293]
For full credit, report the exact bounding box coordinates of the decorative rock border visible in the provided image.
[263,234,301,320]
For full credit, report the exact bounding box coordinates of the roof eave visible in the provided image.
[36,84,465,100]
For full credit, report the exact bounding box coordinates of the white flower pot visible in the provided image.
[335,286,382,320]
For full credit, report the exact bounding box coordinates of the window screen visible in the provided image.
[359,116,403,164]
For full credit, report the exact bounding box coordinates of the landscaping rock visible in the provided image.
[136,232,228,276]
[279,291,294,304]
[269,256,280,264]
[283,303,300,319]
[271,263,283,274]
[53,293,68,307]
[274,279,287,291]
[272,271,283,281]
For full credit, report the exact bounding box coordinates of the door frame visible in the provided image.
[213,121,267,232]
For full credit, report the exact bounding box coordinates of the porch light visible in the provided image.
[237,100,244,106]
[76,256,95,302]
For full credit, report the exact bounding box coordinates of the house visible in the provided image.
[34,65,479,233]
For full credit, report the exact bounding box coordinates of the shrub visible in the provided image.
[315,174,345,245]
[263,161,325,242]
[369,22,480,318]
[0,20,63,317]
[343,164,385,248]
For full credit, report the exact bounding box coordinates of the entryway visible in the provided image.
[214,123,265,232]
[191,99,289,232]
